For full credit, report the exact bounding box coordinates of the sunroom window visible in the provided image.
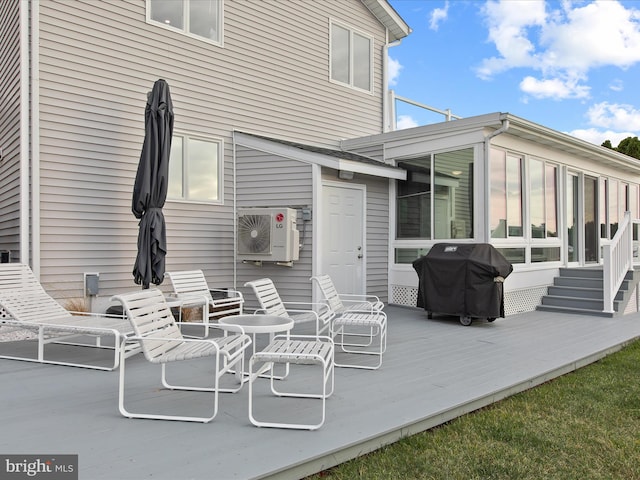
[148,0,222,44]
[396,148,474,240]
[490,149,523,238]
[168,134,221,202]
[529,159,558,238]
[330,22,373,92]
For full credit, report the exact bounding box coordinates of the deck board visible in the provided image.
[1,306,640,479]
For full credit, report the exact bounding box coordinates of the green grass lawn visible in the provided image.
[309,339,640,480]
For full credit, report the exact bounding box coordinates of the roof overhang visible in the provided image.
[343,112,640,175]
[361,0,411,42]
[234,131,407,180]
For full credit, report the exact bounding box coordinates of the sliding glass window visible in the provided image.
[530,159,558,239]
[490,149,522,238]
[396,148,474,240]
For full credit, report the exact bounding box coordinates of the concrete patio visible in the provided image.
[1,305,639,479]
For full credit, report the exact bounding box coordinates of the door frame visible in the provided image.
[316,179,366,296]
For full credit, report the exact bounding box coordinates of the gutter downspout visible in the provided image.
[19,0,30,269]
[31,0,41,276]
[483,117,509,242]
[382,32,401,133]
[231,130,237,289]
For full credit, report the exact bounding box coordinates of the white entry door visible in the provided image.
[321,183,365,295]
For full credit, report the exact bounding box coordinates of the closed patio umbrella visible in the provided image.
[132,79,174,288]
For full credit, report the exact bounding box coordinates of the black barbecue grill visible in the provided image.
[413,243,513,326]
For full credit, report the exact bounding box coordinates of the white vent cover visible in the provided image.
[237,207,300,263]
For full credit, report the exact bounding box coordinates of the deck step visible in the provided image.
[540,295,612,311]
[546,285,625,301]
[536,304,615,317]
[537,267,637,316]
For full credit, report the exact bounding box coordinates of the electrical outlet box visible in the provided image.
[84,273,99,296]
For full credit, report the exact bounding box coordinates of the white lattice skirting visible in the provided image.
[391,285,547,316]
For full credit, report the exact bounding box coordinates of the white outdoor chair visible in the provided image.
[311,274,386,369]
[248,334,334,430]
[165,270,244,337]
[0,263,130,370]
[244,278,333,336]
[331,310,387,370]
[112,288,252,423]
[310,274,384,314]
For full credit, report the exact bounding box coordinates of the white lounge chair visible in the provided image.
[310,274,384,314]
[248,334,334,430]
[165,270,244,336]
[0,263,130,370]
[244,278,333,336]
[112,288,252,423]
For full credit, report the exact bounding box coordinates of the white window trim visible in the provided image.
[146,0,224,48]
[167,132,224,205]
[328,18,374,94]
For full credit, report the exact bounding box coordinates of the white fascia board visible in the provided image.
[233,131,406,180]
[344,111,640,174]
[360,0,411,41]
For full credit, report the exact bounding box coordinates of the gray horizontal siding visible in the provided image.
[235,146,314,310]
[34,0,388,298]
[0,0,22,262]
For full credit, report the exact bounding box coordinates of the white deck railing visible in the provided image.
[387,90,462,131]
[602,211,634,313]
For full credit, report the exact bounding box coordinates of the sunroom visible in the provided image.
[342,112,640,315]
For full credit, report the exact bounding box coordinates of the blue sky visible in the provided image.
[387,0,640,147]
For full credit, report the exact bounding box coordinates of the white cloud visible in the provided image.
[396,115,419,130]
[567,102,640,146]
[539,1,640,72]
[609,79,624,92]
[566,128,637,147]
[520,75,590,100]
[388,56,402,87]
[586,102,640,131]
[476,0,547,78]
[430,2,449,31]
[477,0,640,99]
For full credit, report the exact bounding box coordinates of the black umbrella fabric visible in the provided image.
[132,79,174,288]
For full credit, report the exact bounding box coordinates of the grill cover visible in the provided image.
[413,243,513,319]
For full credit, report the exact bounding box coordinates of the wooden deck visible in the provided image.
[1,306,640,480]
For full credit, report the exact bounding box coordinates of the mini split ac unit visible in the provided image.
[237,207,300,263]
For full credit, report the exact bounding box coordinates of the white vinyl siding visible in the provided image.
[33,0,387,296]
[0,0,23,263]
[235,146,313,310]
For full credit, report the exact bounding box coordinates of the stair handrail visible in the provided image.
[602,211,633,313]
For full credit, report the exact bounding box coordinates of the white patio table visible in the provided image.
[218,314,294,381]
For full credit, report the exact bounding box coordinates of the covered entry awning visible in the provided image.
[233,131,407,180]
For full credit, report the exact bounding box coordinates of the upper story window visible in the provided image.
[148,0,222,45]
[330,21,373,93]
[168,134,222,203]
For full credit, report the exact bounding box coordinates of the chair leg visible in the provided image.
[118,342,220,423]
[248,341,334,430]
[332,320,386,370]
